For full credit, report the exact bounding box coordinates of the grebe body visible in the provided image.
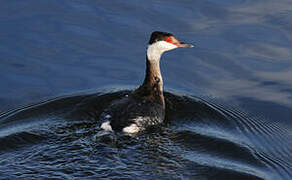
[100,31,193,133]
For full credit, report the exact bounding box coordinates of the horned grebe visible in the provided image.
[100,31,193,134]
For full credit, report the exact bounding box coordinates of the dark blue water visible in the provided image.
[0,0,292,179]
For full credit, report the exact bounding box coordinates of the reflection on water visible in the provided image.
[0,0,292,179]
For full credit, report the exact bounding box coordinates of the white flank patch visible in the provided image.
[100,121,113,132]
[147,41,177,61]
[122,124,140,134]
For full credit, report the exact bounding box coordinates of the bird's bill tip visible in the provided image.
[177,42,194,48]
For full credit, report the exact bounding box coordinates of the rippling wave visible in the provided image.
[0,90,290,179]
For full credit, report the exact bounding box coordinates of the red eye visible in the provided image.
[165,37,178,46]
[166,37,172,43]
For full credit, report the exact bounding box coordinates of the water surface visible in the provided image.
[0,0,292,179]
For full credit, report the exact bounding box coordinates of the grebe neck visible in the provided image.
[142,55,163,92]
[135,55,164,106]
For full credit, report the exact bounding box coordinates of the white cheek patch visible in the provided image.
[147,41,177,61]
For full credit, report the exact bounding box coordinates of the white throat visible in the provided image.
[147,41,177,61]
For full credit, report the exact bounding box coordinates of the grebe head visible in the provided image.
[147,31,193,61]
